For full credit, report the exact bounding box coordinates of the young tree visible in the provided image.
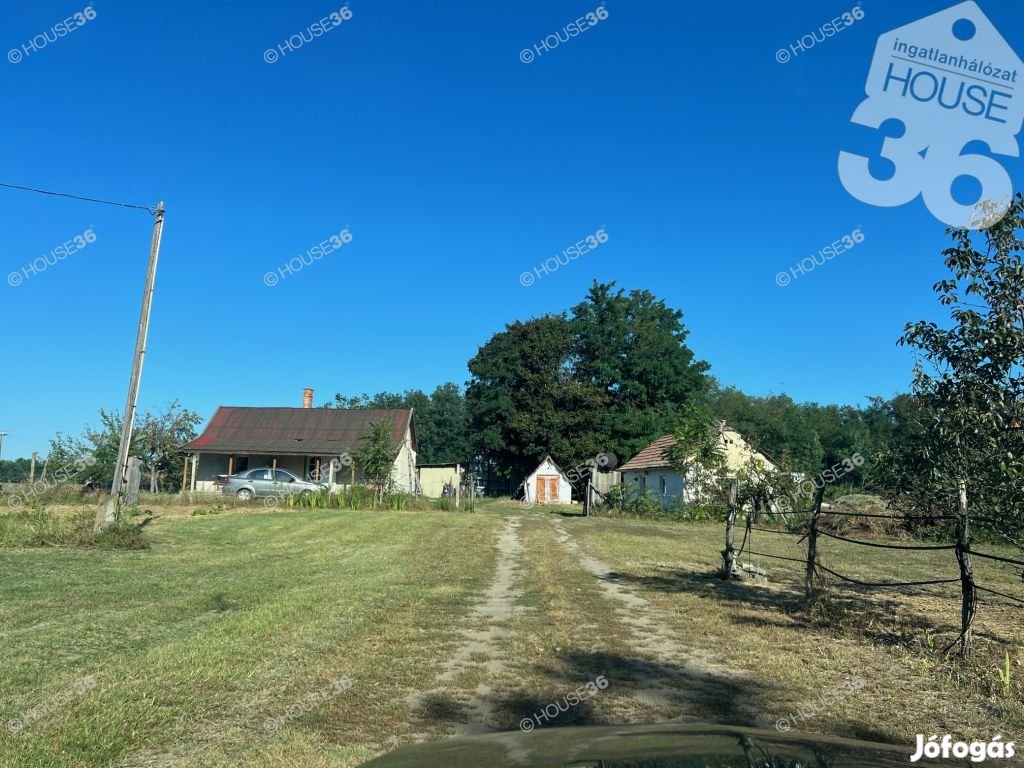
[354,420,399,504]
[666,403,727,504]
[888,193,1024,544]
[133,402,202,492]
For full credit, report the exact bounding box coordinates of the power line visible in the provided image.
[0,182,157,214]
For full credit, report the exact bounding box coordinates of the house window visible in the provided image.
[234,456,249,473]
[660,477,667,496]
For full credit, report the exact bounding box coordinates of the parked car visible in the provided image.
[220,468,325,501]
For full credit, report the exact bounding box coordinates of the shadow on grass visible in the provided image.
[610,566,956,649]
[409,650,770,734]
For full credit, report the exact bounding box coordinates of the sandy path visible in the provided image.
[550,517,749,717]
[408,516,528,735]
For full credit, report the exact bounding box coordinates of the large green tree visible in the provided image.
[467,282,710,478]
[572,282,711,460]
[467,315,606,478]
[883,193,1024,544]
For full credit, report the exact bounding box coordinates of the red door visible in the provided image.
[537,475,559,504]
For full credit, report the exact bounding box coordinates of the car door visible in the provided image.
[248,468,273,497]
[273,469,297,496]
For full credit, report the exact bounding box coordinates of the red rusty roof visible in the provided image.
[181,407,415,456]
[618,435,676,471]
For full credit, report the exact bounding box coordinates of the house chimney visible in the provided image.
[303,387,314,409]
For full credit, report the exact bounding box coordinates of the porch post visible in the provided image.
[181,453,190,494]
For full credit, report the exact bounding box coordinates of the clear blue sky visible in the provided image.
[1,0,1022,459]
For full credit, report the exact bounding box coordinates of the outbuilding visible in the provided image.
[523,456,572,505]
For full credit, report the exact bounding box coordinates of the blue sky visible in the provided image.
[1,0,1022,459]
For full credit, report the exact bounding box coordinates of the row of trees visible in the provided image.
[42,402,201,493]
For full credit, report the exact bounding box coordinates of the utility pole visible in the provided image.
[96,203,165,531]
[0,432,7,468]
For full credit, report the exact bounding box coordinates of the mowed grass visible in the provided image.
[0,509,501,767]
[567,516,1024,742]
[2,502,1022,767]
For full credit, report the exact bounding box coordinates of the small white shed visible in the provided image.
[524,456,572,505]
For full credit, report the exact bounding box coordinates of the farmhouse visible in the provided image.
[181,389,417,493]
[619,426,775,507]
[523,456,572,505]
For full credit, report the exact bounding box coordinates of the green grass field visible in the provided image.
[0,500,1020,767]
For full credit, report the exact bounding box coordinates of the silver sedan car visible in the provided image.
[220,468,325,501]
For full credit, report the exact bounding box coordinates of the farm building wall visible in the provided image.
[419,465,464,498]
[524,458,572,504]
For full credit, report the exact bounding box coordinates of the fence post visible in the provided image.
[721,478,738,579]
[955,480,976,657]
[805,485,825,598]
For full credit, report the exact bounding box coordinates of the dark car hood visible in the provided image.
[359,722,945,767]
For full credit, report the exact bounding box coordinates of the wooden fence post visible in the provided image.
[955,480,976,657]
[124,457,143,508]
[721,478,738,579]
[805,485,825,598]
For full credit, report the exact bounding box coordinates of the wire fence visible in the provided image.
[720,481,1024,657]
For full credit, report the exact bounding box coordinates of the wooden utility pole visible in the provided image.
[96,202,166,531]
[955,480,976,657]
[29,452,37,483]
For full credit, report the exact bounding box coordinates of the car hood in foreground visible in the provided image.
[359,722,945,767]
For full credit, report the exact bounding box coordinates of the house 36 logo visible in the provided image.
[839,2,1022,230]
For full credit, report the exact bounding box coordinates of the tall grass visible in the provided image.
[284,487,457,512]
[0,508,149,549]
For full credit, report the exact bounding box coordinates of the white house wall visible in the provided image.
[390,423,417,494]
[622,468,687,508]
